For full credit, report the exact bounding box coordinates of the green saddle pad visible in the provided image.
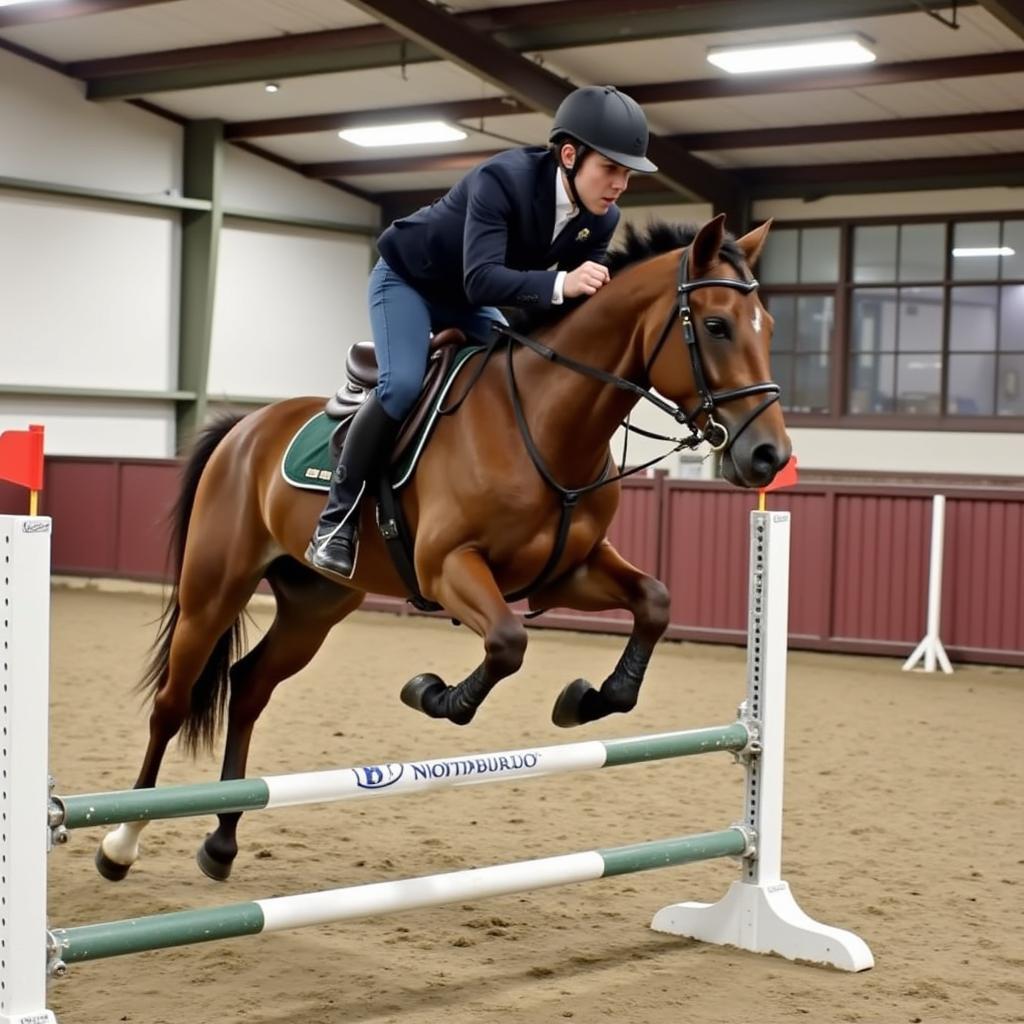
[282,344,486,493]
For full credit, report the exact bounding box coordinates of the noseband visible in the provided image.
[644,247,781,452]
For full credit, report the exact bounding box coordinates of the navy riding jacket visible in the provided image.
[377,146,620,310]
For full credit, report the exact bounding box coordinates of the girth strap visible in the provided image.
[376,476,441,613]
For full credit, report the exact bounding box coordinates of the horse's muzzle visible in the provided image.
[721,436,791,489]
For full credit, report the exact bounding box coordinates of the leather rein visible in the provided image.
[487,244,781,604]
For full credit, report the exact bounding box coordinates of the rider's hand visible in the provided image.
[563,261,610,298]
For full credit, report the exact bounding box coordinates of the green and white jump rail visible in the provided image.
[50,829,751,964]
[1,512,873,1024]
[54,723,751,830]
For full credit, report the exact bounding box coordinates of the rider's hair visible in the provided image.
[549,133,587,162]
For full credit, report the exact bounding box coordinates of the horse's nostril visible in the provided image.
[751,443,781,482]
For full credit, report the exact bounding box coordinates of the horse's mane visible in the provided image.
[503,219,748,335]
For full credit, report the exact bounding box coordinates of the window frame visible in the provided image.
[759,211,1024,432]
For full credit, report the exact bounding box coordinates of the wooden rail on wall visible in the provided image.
[1,458,1020,666]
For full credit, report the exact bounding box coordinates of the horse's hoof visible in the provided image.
[551,678,596,728]
[401,673,448,715]
[95,846,131,882]
[196,838,234,882]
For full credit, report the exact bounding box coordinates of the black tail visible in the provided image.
[138,413,247,757]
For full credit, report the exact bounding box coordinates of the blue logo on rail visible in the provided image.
[353,763,404,789]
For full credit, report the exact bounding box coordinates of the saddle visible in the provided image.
[324,327,466,464]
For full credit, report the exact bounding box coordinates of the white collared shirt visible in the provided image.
[550,168,576,305]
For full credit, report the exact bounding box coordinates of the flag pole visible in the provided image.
[0,424,45,515]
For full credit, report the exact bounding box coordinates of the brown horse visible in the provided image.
[95,214,790,882]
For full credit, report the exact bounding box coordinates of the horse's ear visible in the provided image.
[689,213,727,276]
[736,218,773,270]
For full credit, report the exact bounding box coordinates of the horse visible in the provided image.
[95,213,791,883]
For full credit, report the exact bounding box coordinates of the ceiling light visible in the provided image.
[707,35,876,74]
[952,246,1015,257]
[338,121,467,147]
[264,82,280,93]
[0,0,60,6]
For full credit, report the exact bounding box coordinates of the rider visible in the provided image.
[307,85,659,578]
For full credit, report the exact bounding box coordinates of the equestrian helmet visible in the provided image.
[549,85,658,174]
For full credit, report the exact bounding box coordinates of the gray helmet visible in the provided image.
[549,85,658,174]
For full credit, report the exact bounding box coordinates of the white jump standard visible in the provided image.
[0,511,871,1024]
[651,511,873,970]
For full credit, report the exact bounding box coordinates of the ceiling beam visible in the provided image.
[70,0,962,100]
[303,150,500,179]
[0,34,63,72]
[0,0,175,29]
[302,105,1024,177]
[342,0,741,208]
[677,109,1024,149]
[975,0,1024,38]
[624,50,1024,103]
[741,152,1024,197]
[374,151,1024,209]
[221,49,1024,144]
[225,97,530,141]
[253,107,1024,166]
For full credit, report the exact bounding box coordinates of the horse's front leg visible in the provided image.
[401,548,527,725]
[531,540,671,727]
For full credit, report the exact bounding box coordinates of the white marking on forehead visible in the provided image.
[752,305,763,334]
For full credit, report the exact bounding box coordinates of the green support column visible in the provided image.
[176,119,224,451]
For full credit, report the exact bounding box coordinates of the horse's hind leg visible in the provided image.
[96,554,263,880]
[198,560,364,881]
[532,541,670,727]
[401,549,527,725]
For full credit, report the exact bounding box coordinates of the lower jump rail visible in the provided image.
[49,828,751,968]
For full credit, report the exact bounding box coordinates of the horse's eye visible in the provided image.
[704,318,730,340]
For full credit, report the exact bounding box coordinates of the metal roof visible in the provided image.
[2,0,1023,212]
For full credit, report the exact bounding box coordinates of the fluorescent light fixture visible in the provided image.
[707,35,876,74]
[952,246,1015,257]
[264,82,280,93]
[0,0,60,6]
[338,121,467,147]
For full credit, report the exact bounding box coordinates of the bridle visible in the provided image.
[643,245,781,453]
[488,244,782,483]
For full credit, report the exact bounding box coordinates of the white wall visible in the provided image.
[0,190,178,390]
[788,428,1023,477]
[0,47,378,457]
[208,219,372,399]
[0,48,182,457]
[222,145,378,226]
[0,47,181,196]
[0,397,175,458]
[209,148,377,401]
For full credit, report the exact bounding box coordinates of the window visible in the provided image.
[847,218,1023,419]
[759,226,840,413]
[757,215,1024,425]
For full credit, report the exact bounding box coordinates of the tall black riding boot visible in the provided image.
[306,392,401,578]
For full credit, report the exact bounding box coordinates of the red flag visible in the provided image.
[762,454,799,493]
[0,424,45,491]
